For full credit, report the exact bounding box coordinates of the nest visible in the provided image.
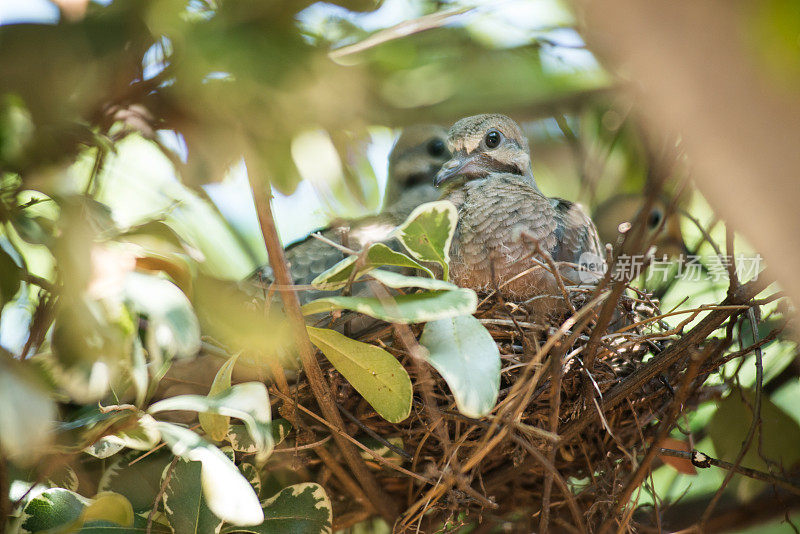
[265,283,731,533]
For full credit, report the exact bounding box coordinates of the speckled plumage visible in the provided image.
[436,114,604,309]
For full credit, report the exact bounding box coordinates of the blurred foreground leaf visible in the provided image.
[311,242,433,290]
[709,388,800,501]
[224,483,332,534]
[0,352,56,464]
[124,272,201,365]
[200,352,241,442]
[195,275,289,356]
[162,459,223,534]
[155,422,263,526]
[302,287,477,324]
[149,382,273,461]
[81,492,134,528]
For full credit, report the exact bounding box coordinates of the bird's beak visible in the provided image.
[434,152,484,187]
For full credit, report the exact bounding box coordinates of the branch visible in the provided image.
[658,448,800,497]
[700,307,764,525]
[248,173,398,523]
[560,277,768,443]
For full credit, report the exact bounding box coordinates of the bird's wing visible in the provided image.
[550,197,605,282]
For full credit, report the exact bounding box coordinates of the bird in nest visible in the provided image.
[252,124,450,297]
[434,113,605,313]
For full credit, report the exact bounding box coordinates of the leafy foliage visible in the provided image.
[0,0,796,531]
[307,326,412,423]
[225,483,332,534]
[419,314,501,418]
[393,201,458,281]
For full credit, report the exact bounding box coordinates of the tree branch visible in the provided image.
[248,173,398,523]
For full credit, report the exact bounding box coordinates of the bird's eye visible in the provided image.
[484,129,503,149]
[648,208,664,229]
[427,138,446,158]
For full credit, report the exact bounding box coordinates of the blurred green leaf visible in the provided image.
[0,244,22,309]
[311,242,433,290]
[155,422,263,526]
[200,353,241,442]
[0,94,34,167]
[709,388,800,501]
[393,201,458,281]
[224,483,332,534]
[419,314,500,418]
[98,449,173,513]
[307,326,412,423]
[162,459,223,534]
[0,352,56,464]
[194,275,289,356]
[20,488,87,534]
[149,382,274,462]
[81,492,134,528]
[302,287,477,324]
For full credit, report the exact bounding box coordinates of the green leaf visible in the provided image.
[367,269,457,291]
[79,519,168,533]
[20,488,87,533]
[162,459,223,534]
[228,419,291,454]
[155,422,264,526]
[130,337,148,408]
[393,200,458,281]
[709,388,800,501]
[311,242,433,290]
[239,463,262,499]
[148,382,273,461]
[82,492,134,528]
[0,353,56,464]
[224,483,332,534]
[200,353,241,442]
[123,272,201,365]
[419,315,500,418]
[85,414,161,458]
[302,288,477,324]
[98,450,173,513]
[307,326,411,423]
[195,276,289,355]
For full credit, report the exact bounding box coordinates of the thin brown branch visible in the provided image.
[315,446,373,515]
[248,173,398,523]
[540,340,566,534]
[560,277,768,444]
[329,7,474,58]
[146,455,178,534]
[601,341,720,533]
[659,448,800,496]
[700,307,764,525]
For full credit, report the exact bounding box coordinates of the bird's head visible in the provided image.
[386,124,450,204]
[434,114,533,188]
